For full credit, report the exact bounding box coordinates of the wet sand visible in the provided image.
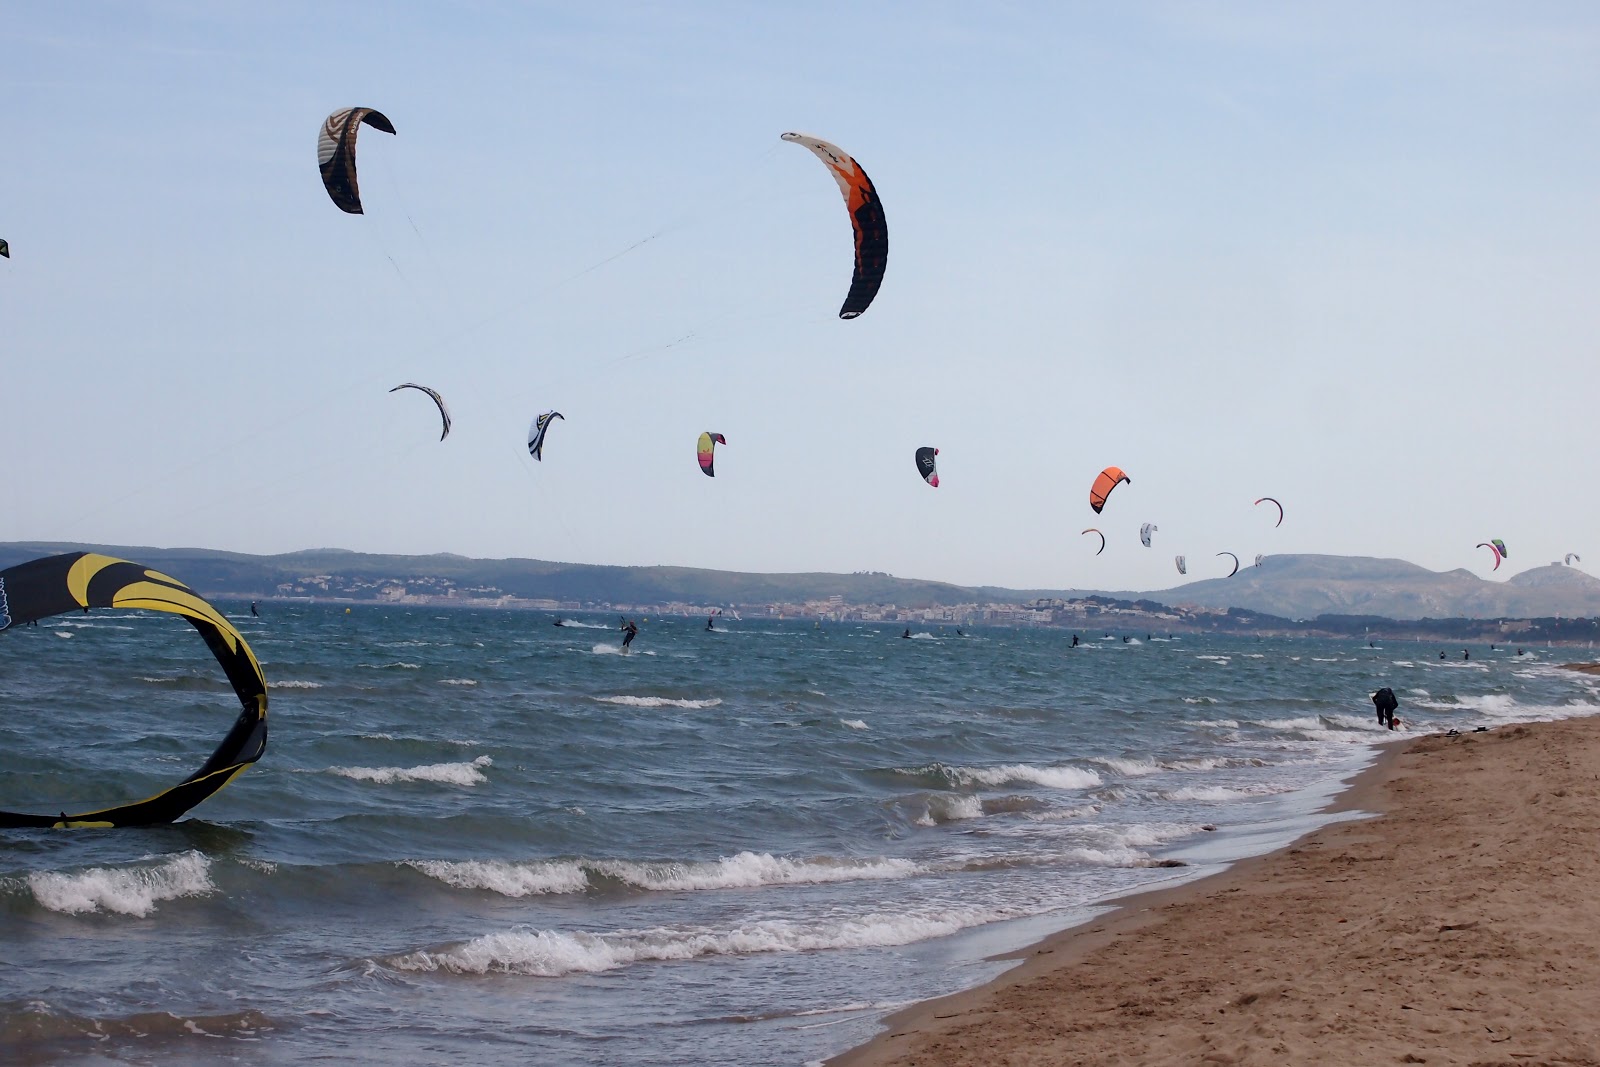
[830,717,1600,1067]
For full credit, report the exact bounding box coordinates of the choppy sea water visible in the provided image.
[2,607,1595,1066]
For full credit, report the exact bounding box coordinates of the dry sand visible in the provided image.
[830,717,1600,1067]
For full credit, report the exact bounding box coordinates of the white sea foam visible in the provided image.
[26,852,215,917]
[359,661,421,670]
[1089,757,1162,777]
[439,678,478,686]
[386,906,1000,977]
[948,763,1101,790]
[271,680,323,689]
[590,644,655,656]
[1180,719,1240,729]
[914,794,985,826]
[406,859,589,897]
[1182,696,1216,705]
[331,755,492,786]
[595,695,722,709]
[54,631,73,639]
[840,718,868,730]
[406,852,919,897]
[1162,783,1297,802]
[909,632,937,640]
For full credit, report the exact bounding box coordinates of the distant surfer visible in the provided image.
[621,619,639,651]
[1463,649,1470,662]
[1071,634,1079,647]
[553,618,565,627]
[956,629,964,637]
[706,615,715,631]
[902,628,911,639]
[249,601,259,618]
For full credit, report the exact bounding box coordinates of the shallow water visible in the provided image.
[2,608,1593,1065]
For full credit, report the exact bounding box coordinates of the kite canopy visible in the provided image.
[1089,466,1130,514]
[318,107,396,214]
[781,132,888,319]
[0,238,9,258]
[1491,538,1508,560]
[389,383,451,441]
[527,411,564,462]
[1217,551,1240,577]
[1082,528,1105,555]
[1254,497,1283,527]
[915,447,940,487]
[1567,553,1582,566]
[1139,523,1157,548]
[1476,542,1502,571]
[1174,555,1187,575]
[0,553,268,829]
[697,432,726,477]
[1254,553,1265,568]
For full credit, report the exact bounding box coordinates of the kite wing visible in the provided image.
[1175,555,1187,575]
[915,446,940,487]
[389,383,451,441]
[1567,553,1582,566]
[1089,466,1130,514]
[1254,553,1265,568]
[1254,497,1284,527]
[1081,528,1105,555]
[1491,538,1507,560]
[0,239,9,258]
[1217,551,1240,577]
[527,411,564,461]
[1476,542,1502,571]
[1140,523,1157,548]
[697,432,726,477]
[781,132,888,319]
[318,107,396,214]
[0,553,268,828]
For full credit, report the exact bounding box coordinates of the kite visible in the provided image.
[1089,466,1130,514]
[915,447,940,487]
[527,411,564,461]
[781,132,888,319]
[1082,528,1105,555]
[1217,551,1240,577]
[1477,542,1502,571]
[1140,523,1157,548]
[1255,497,1284,527]
[1567,553,1582,566]
[389,383,451,441]
[0,553,268,828]
[1175,555,1187,575]
[697,432,726,477]
[0,239,9,258]
[1254,553,1265,567]
[1491,538,1508,560]
[318,107,395,214]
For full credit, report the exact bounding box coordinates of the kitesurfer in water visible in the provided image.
[250,601,259,618]
[1463,649,1470,662]
[1071,634,1079,647]
[621,619,639,651]
[706,615,715,631]
[902,628,911,639]
[553,618,565,627]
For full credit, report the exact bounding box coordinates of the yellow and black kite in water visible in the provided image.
[0,553,268,828]
[782,132,888,319]
[318,107,396,214]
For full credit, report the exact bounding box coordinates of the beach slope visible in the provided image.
[832,719,1600,1066]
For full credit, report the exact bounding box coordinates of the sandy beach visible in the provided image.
[831,716,1600,1067]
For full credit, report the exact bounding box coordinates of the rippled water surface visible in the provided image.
[3,607,1595,1065]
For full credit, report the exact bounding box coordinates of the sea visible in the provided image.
[2,606,1596,1066]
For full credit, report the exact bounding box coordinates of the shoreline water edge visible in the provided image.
[827,712,1600,1066]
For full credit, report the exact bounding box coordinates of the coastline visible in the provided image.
[829,717,1600,1066]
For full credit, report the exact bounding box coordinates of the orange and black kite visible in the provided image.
[782,132,888,319]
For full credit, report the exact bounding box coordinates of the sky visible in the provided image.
[3,2,1598,592]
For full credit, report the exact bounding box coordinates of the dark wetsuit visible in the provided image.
[1071,635,1079,647]
[1372,687,1398,728]
[622,622,638,650]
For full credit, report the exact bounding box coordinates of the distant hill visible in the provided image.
[1118,554,1600,621]
[2,544,1598,622]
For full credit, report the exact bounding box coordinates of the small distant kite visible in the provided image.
[1566,553,1582,566]
[1491,538,1508,560]
[527,411,564,462]
[0,239,9,258]
[915,447,940,487]
[1255,497,1283,527]
[697,432,726,477]
[318,107,395,214]
[1175,555,1187,575]
[1476,542,1502,571]
[1217,551,1240,577]
[1089,466,1130,514]
[1140,523,1157,548]
[781,132,888,319]
[1082,528,1105,555]
[389,383,450,441]
[1254,553,1265,568]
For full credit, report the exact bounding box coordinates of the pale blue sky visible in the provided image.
[3,2,1597,591]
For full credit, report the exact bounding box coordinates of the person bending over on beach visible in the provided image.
[1372,686,1398,728]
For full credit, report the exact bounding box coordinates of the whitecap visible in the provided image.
[840,719,868,730]
[594,695,722,709]
[26,852,214,917]
[330,755,492,786]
